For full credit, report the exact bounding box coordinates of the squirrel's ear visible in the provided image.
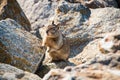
[52,21,57,27]
[52,21,55,25]
[52,21,60,29]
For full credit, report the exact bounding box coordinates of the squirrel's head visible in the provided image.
[46,21,59,38]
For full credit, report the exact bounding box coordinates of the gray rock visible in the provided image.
[17,0,120,45]
[43,63,120,80]
[17,0,118,32]
[0,0,31,32]
[66,0,118,8]
[43,36,120,79]
[0,19,45,73]
[54,0,91,45]
[17,0,58,30]
[69,34,120,67]
[59,7,120,44]
[87,53,120,69]
[0,63,42,80]
[59,7,120,58]
[69,39,100,65]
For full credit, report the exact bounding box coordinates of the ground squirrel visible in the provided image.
[39,21,70,63]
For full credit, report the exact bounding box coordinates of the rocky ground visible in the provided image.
[0,0,120,80]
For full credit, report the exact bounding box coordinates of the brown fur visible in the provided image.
[39,21,70,63]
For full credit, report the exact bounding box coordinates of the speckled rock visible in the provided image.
[17,0,58,30]
[0,19,44,73]
[53,0,90,47]
[15,0,120,79]
[69,32,120,66]
[66,0,118,8]
[43,63,120,80]
[0,0,31,31]
[55,7,120,44]
[43,36,120,79]
[70,50,120,69]
[0,63,42,80]
[17,0,91,34]
[17,0,120,44]
[54,0,91,45]
[57,7,120,58]
[34,0,91,77]
[69,39,100,65]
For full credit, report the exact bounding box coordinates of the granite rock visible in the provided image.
[0,0,31,31]
[66,0,118,8]
[43,34,120,80]
[0,63,42,80]
[17,0,58,30]
[0,19,45,73]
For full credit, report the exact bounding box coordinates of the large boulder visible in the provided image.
[0,19,44,73]
[69,39,100,65]
[69,29,120,66]
[0,0,31,31]
[0,63,41,80]
[57,7,120,58]
[66,0,118,8]
[43,62,120,80]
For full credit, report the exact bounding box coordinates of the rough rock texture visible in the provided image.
[16,0,120,79]
[17,0,90,32]
[43,63,120,80]
[43,34,120,80]
[69,39,100,65]
[0,63,41,80]
[54,7,120,58]
[32,5,120,78]
[17,0,58,30]
[70,7,120,57]
[17,0,118,31]
[41,7,120,79]
[0,0,31,31]
[66,0,118,8]
[43,48,120,79]
[16,0,120,48]
[54,0,91,34]
[0,19,44,73]
[55,7,120,44]
[35,0,91,77]
[69,38,120,66]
